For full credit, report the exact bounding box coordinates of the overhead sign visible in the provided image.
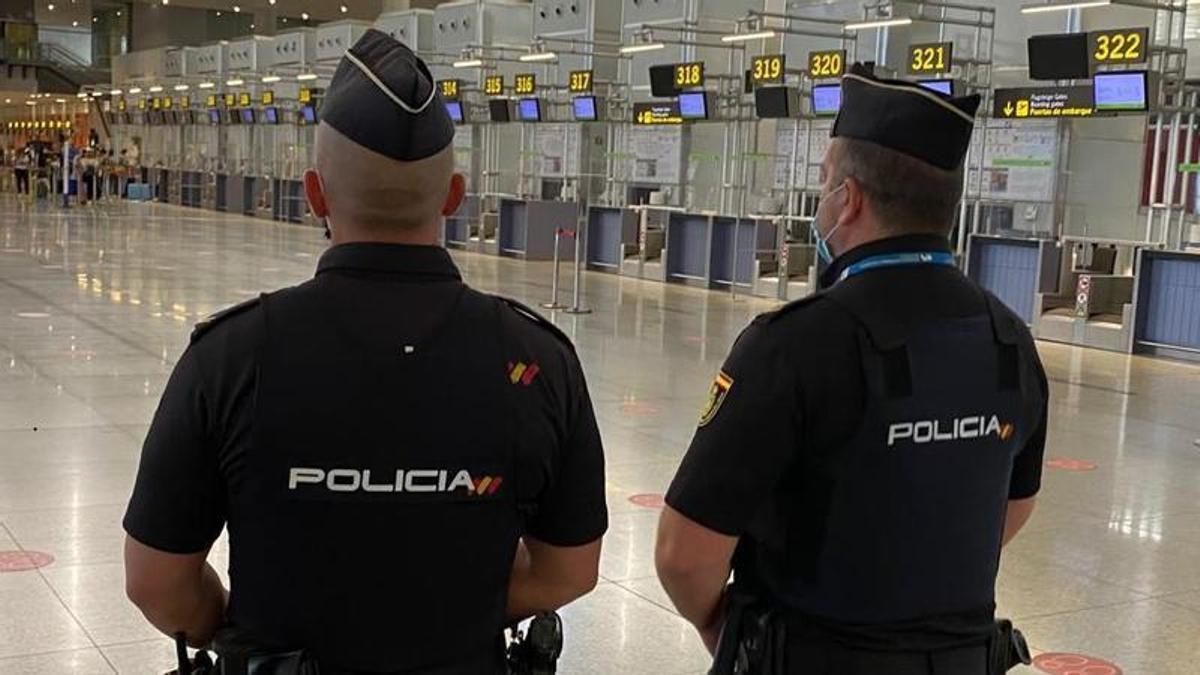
[224,93,235,107]
[163,97,173,109]
[439,79,460,100]
[633,101,682,126]
[1089,27,1148,66]
[238,92,251,107]
[994,86,1094,119]
[673,61,704,89]
[484,75,504,96]
[568,69,594,94]
[118,99,127,112]
[298,88,312,103]
[514,73,536,95]
[261,91,274,105]
[180,96,190,108]
[751,54,785,84]
[908,42,953,75]
[808,49,845,79]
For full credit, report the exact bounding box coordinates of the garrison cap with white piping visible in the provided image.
[321,29,455,162]
[833,63,981,171]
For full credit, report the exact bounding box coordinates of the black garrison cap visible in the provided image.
[833,63,981,171]
[321,29,454,161]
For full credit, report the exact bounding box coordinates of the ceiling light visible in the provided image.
[91,92,102,97]
[296,73,319,81]
[128,87,142,94]
[453,59,485,68]
[301,12,310,20]
[225,78,244,86]
[4,99,10,104]
[261,75,282,83]
[340,5,348,13]
[26,101,37,106]
[844,17,914,31]
[519,52,558,62]
[92,16,97,22]
[198,82,215,89]
[249,23,254,29]
[215,11,221,16]
[619,43,666,55]
[115,10,120,16]
[174,84,189,91]
[71,20,77,26]
[110,89,122,95]
[55,98,65,103]
[1020,0,1110,13]
[233,5,240,12]
[162,0,169,5]
[721,30,777,43]
[268,0,275,4]
[47,3,54,10]
[148,85,164,92]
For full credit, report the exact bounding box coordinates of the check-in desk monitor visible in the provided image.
[755,86,798,118]
[1094,71,1149,112]
[518,98,542,122]
[812,84,842,116]
[573,96,598,121]
[678,91,710,120]
[489,99,512,123]
[918,79,955,96]
[445,100,465,123]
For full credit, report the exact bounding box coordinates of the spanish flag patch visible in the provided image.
[698,371,734,427]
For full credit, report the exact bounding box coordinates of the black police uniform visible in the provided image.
[665,68,1049,675]
[123,30,607,675]
[124,244,607,673]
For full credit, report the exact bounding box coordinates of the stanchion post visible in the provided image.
[541,227,568,310]
[564,221,592,315]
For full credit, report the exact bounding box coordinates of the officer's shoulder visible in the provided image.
[488,293,576,353]
[190,295,265,345]
[752,292,853,332]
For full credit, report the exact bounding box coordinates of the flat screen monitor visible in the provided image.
[1094,71,1149,112]
[918,79,955,96]
[488,99,511,123]
[649,64,680,97]
[240,108,256,124]
[572,96,598,121]
[301,105,318,124]
[812,84,842,116]
[754,86,796,119]
[1028,33,1090,80]
[208,109,221,125]
[518,98,541,122]
[678,91,709,120]
[263,107,279,124]
[445,100,465,123]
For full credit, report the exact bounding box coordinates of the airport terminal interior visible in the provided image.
[1,0,1200,673]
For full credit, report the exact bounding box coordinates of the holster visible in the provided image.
[987,619,1032,675]
[166,629,319,675]
[710,589,787,675]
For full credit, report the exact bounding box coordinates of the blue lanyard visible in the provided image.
[838,251,957,282]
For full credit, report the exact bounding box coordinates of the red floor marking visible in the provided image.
[1033,652,1122,675]
[1046,458,1098,472]
[0,550,54,572]
[620,402,662,417]
[629,494,665,509]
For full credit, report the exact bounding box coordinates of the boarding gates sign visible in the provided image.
[994,86,1094,119]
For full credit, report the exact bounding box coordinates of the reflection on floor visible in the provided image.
[0,198,1198,674]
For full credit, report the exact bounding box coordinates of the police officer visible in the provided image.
[123,31,607,674]
[654,64,1048,674]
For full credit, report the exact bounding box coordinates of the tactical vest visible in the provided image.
[226,286,522,673]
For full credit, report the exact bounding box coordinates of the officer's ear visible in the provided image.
[303,169,329,219]
[839,176,867,228]
[441,172,466,218]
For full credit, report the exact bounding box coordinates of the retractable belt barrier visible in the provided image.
[540,227,592,315]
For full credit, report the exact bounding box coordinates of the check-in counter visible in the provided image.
[180,171,204,208]
[620,206,675,283]
[445,194,481,249]
[271,179,307,224]
[497,198,580,261]
[1033,241,1143,352]
[753,242,816,300]
[586,206,638,273]
[966,234,1061,324]
[152,168,172,204]
[1132,249,1200,362]
[662,213,777,290]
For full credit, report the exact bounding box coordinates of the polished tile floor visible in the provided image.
[0,197,1198,674]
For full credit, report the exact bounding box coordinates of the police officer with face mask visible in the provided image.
[122,31,607,674]
[654,64,1047,674]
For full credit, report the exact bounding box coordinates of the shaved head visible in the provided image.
[311,122,457,234]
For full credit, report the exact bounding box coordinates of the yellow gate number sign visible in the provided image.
[908,42,953,75]
[484,75,504,96]
[1089,28,1148,65]
[439,79,460,100]
[515,73,536,95]
[751,54,785,84]
[673,62,704,89]
[568,70,594,94]
[808,50,845,79]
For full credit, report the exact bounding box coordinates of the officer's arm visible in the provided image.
[1004,349,1049,547]
[1003,498,1037,546]
[655,506,737,645]
[124,537,227,647]
[507,537,601,621]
